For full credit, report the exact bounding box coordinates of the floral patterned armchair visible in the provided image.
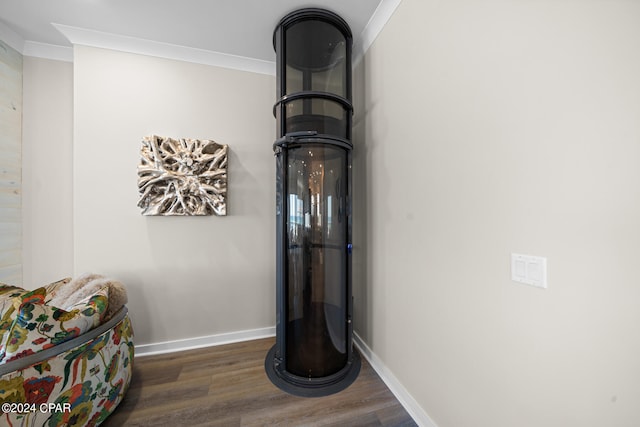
[0,276,134,426]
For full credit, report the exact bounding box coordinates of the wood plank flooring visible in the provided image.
[102,337,417,426]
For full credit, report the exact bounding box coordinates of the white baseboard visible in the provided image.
[135,326,436,427]
[135,326,275,357]
[354,333,438,427]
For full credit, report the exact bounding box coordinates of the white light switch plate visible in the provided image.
[511,253,547,289]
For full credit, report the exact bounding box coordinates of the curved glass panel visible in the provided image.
[285,143,347,377]
[285,19,347,98]
[284,98,348,138]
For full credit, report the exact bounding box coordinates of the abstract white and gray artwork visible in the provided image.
[137,135,228,216]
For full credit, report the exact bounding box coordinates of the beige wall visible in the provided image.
[353,0,640,426]
[17,2,640,422]
[73,46,276,345]
[22,56,74,287]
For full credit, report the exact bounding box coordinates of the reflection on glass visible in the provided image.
[284,99,348,138]
[286,144,347,377]
[285,20,346,97]
[283,18,349,141]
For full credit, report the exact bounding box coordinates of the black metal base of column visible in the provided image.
[265,345,361,398]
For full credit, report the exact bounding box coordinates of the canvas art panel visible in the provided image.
[137,135,228,216]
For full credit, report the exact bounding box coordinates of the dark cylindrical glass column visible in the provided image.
[265,8,360,397]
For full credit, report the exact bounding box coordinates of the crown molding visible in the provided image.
[5,0,401,71]
[53,23,275,75]
[23,41,73,62]
[0,20,25,53]
[354,0,403,65]
[0,20,72,62]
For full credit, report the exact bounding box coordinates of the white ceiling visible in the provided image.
[0,0,392,65]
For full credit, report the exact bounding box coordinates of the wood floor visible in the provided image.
[102,337,417,426]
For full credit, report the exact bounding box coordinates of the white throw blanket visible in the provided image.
[48,273,128,320]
